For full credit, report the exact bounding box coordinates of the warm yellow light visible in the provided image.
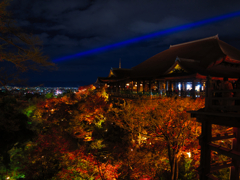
[187,152,191,158]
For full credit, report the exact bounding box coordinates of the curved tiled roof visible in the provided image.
[98,35,240,83]
[110,68,132,78]
[131,35,240,78]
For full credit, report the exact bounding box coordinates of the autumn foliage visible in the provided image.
[2,87,232,179]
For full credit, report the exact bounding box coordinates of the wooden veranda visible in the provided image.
[190,77,240,180]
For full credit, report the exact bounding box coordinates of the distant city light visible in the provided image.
[53,10,240,63]
[0,86,79,96]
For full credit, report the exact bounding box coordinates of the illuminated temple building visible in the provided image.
[97,35,240,97]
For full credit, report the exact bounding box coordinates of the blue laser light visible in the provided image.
[53,10,240,63]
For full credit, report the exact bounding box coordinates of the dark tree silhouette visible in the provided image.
[0,0,54,88]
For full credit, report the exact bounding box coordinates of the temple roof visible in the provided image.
[131,35,240,78]
[97,35,240,83]
[108,68,132,78]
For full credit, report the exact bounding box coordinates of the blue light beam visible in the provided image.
[53,10,240,63]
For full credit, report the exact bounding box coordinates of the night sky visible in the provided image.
[9,0,240,87]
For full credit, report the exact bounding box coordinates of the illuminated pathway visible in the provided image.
[53,10,240,63]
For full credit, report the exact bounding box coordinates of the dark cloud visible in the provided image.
[8,0,240,86]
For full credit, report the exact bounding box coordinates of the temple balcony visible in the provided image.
[189,77,240,180]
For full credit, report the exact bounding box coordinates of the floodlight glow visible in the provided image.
[195,85,201,92]
[178,82,181,90]
[53,10,240,63]
[186,84,192,91]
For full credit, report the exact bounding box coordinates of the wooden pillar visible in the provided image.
[175,81,178,96]
[205,76,212,110]
[137,81,140,93]
[199,120,212,180]
[230,127,240,180]
[130,82,132,93]
[199,80,202,96]
[169,81,172,97]
[164,80,166,94]
[181,81,184,97]
[110,83,113,93]
[143,81,145,93]
[158,81,161,94]
[115,83,117,93]
[166,81,169,96]
[192,80,196,98]
[149,80,151,92]
[149,80,152,94]
[170,81,172,91]
[185,82,188,96]
[118,83,120,93]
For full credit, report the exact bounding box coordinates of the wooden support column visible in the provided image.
[136,81,139,93]
[199,120,212,180]
[167,81,171,96]
[118,83,120,93]
[200,80,203,92]
[116,83,118,93]
[199,80,202,98]
[119,82,122,92]
[110,83,113,93]
[143,81,145,93]
[163,81,166,94]
[205,76,212,110]
[170,81,173,96]
[185,82,188,96]
[192,80,196,98]
[131,81,133,93]
[181,81,184,97]
[169,81,172,91]
[149,80,151,92]
[149,80,152,95]
[230,127,240,180]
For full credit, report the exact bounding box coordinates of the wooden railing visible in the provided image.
[108,92,161,99]
[206,89,240,112]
